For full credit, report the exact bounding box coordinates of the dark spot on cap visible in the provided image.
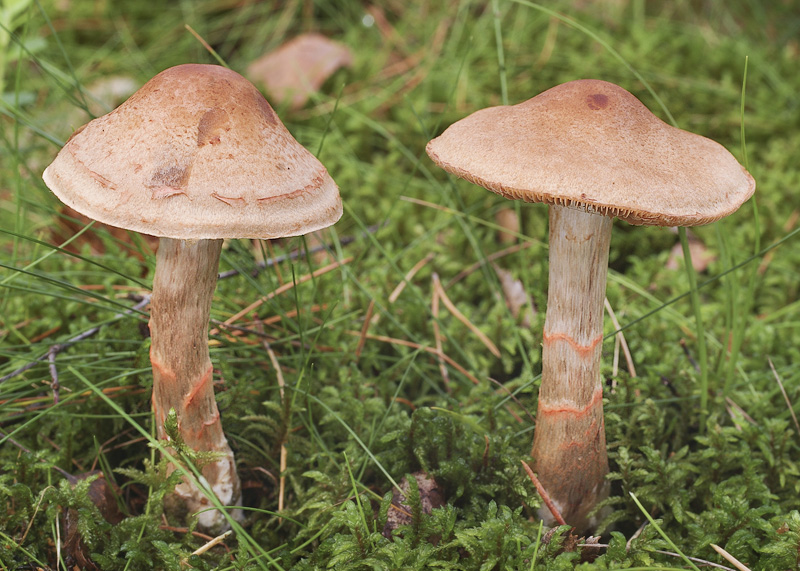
[197,108,230,147]
[587,93,609,110]
[146,156,192,192]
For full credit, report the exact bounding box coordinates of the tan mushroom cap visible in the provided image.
[426,79,755,226]
[43,64,342,239]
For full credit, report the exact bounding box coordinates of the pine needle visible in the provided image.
[521,460,567,526]
[604,297,636,378]
[213,257,352,332]
[347,330,481,385]
[256,317,288,514]
[431,274,450,387]
[710,543,752,571]
[433,273,501,358]
[768,357,800,436]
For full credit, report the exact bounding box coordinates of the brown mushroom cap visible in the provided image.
[426,79,755,226]
[43,64,342,239]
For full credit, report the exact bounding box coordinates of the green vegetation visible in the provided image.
[2,1,799,569]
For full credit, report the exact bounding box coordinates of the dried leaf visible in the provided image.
[579,535,604,563]
[495,207,519,244]
[493,264,536,327]
[665,232,715,272]
[382,471,444,539]
[85,76,139,116]
[247,33,353,109]
[63,472,124,570]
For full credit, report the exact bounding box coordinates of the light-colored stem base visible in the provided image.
[531,205,611,532]
[150,238,241,530]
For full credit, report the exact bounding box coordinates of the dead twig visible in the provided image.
[447,241,535,288]
[388,253,435,305]
[431,274,450,388]
[254,317,288,514]
[433,273,501,358]
[710,543,751,571]
[724,397,757,424]
[357,253,434,360]
[211,305,327,344]
[346,330,481,385]
[190,530,233,558]
[625,521,646,551]
[679,338,700,372]
[0,429,74,480]
[216,223,382,280]
[725,396,758,431]
[371,252,435,326]
[520,460,567,526]
[48,346,60,405]
[355,300,377,360]
[578,542,737,571]
[0,295,150,385]
[652,549,737,570]
[213,257,352,333]
[161,524,233,559]
[604,297,636,379]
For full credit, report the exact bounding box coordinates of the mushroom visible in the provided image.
[42,64,342,530]
[426,79,754,530]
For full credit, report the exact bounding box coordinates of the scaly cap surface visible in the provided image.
[44,64,342,239]
[426,79,754,226]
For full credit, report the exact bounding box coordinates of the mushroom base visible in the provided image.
[531,205,611,532]
[149,238,242,531]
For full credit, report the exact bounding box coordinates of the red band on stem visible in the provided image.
[542,331,603,355]
[537,386,603,416]
[184,364,214,410]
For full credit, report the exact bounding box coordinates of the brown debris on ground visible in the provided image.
[382,471,444,539]
[247,33,353,110]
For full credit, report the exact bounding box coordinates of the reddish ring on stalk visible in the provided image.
[426,78,755,532]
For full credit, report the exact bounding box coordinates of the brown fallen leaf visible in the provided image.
[62,472,124,570]
[665,230,715,272]
[579,535,604,563]
[493,263,536,328]
[495,207,520,244]
[382,471,444,539]
[84,76,139,117]
[541,525,601,561]
[247,33,353,110]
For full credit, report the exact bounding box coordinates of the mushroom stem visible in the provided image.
[149,237,241,530]
[531,204,611,531]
